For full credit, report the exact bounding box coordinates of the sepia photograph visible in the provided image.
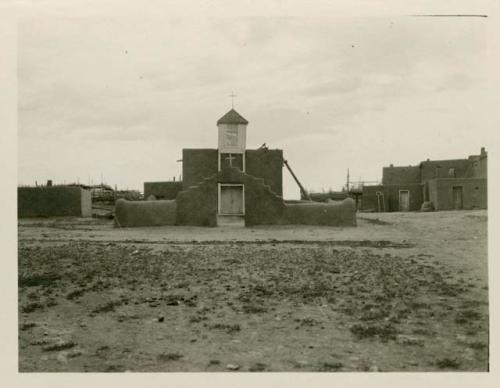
[7,0,498,380]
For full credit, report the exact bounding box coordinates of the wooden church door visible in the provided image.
[219,185,244,215]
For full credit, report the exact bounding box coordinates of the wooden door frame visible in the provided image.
[218,183,245,215]
[452,186,463,210]
[398,189,410,212]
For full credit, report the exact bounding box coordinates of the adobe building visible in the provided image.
[361,147,488,212]
[116,108,356,227]
[18,184,92,218]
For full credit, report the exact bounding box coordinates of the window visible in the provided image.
[224,125,239,147]
[448,168,455,177]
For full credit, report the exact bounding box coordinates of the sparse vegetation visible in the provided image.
[317,361,343,371]
[66,288,86,300]
[249,362,268,371]
[21,302,44,313]
[157,352,183,362]
[349,323,398,341]
[209,323,241,334]
[19,322,36,331]
[19,273,61,288]
[42,341,76,352]
[242,303,267,314]
[436,358,461,369]
[455,309,481,325]
[17,211,489,372]
[91,300,122,314]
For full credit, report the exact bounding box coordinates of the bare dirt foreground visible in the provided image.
[18,210,488,372]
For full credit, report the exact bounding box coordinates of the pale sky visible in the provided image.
[16,0,494,199]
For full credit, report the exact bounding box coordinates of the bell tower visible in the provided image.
[217,108,248,171]
[216,108,248,226]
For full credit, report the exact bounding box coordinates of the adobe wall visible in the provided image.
[245,149,283,197]
[114,199,177,227]
[361,184,423,212]
[382,183,423,211]
[428,178,487,210]
[285,198,356,226]
[360,185,385,212]
[182,149,218,190]
[420,159,471,181]
[18,186,91,218]
[115,166,357,227]
[309,192,350,202]
[144,181,183,200]
[218,167,287,226]
[176,167,287,227]
[468,155,488,179]
[189,167,355,226]
[81,189,92,217]
[176,176,218,226]
[477,156,488,178]
[382,165,421,185]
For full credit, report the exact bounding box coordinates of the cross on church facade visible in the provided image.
[225,153,236,167]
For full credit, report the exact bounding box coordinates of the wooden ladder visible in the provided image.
[376,191,385,212]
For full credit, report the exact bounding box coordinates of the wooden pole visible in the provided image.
[283,160,311,200]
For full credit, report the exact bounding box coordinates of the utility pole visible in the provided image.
[176,159,183,183]
[346,168,350,193]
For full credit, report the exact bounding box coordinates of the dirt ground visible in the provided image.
[17,210,489,372]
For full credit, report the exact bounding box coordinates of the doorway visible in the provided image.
[399,190,410,212]
[452,186,463,210]
[218,184,244,215]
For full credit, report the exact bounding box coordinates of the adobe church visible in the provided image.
[115,108,356,227]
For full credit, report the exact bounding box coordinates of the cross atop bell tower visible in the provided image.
[229,91,237,109]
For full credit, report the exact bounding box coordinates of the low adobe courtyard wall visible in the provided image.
[18,186,92,218]
[114,199,177,227]
[115,196,356,227]
[115,167,356,228]
[176,176,218,227]
[284,198,357,227]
